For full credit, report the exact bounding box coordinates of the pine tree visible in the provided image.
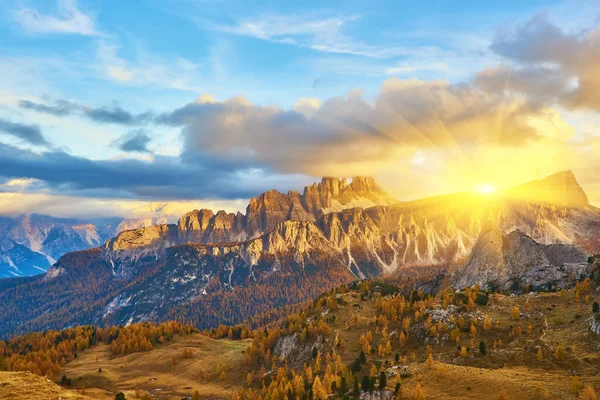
[483,315,492,331]
[415,382,426,400]
[554,344,566,361]
[572,376,582,394]
[370,364,378,376]
[362,375,371,392]
[378,372,387,390]
[579,384,597,400]
[536,347,543,361]
[312,376,328,400]
[353,378,360,396]
[426,353,434,368]
[359,350,367,365]
[511,306,520,320]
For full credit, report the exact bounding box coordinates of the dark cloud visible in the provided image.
[475,66,568,105]
[19,99,154,125]
[19,99,76,117]
[112,129,152,153]
[0,118,49,147]
[490,13,600,111]
[85,106,153,125]
[491,12,580,64]
[0,141,307,200]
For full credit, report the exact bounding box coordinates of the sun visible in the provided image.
[476,184,497,195]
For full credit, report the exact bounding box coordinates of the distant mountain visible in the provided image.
[0,211,176,279]
[0,215,118,278]
[1,171,599,337]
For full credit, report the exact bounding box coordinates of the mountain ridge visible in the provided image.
[1,170,599,337]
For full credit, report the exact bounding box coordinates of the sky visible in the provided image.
[0,0,599,218]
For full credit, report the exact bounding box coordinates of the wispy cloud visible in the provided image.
[13,0,102,36]
[204,13,422,59]
[95,41,202,91]
[19,98,154,125]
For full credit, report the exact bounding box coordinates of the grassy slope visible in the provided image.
[0,371,111,399]
[16,286,600,400]
[63,334,249,399]
[326,288,600,399]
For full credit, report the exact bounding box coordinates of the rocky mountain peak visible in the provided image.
[452,219,589,291]
[505,169,589,208]
[349,176,378,192]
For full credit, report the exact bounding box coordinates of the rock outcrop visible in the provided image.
[590,316,600,335]
[452,222,589,290]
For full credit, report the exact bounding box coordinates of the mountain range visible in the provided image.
[0,202,190,279]
[0,171,599,338]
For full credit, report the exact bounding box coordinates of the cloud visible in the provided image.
[0,118,49,147]
[490,12,600,111]
[157,77,562,178]
[112,129,152,153]
[206,13,430,59]
[13,0,101,36]
[0,141,310,200]
[19,99,154,125]
[95,41,201,90]
[0,191,247,219]
[474,65,569,105]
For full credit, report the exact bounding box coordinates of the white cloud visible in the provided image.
[206,13,425,59]
[95,41,202,91]
[14,0,102,36]
[0,191,247,219]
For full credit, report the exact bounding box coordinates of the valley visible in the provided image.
[2,275,599,399]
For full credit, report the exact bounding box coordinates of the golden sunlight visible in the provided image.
[476,184,497,195]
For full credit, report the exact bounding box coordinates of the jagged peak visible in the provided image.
[349,176,378,190]
[505,169,589,208]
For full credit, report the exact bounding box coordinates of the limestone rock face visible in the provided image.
[178,209,214,242]
[452,222,589,290]
[103,176,395,253]
[98,171,600,280]
[104,224,177,251]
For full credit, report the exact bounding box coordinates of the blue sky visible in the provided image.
[0,0,599,217]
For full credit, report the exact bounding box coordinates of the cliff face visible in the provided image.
[452,222,589,290]
[107,176,395,252]
[102,172,600,279]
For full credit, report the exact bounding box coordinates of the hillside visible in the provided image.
[2,272,599,399]
[0,371,111,399]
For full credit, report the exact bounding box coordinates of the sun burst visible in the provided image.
[476,184,497,195]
